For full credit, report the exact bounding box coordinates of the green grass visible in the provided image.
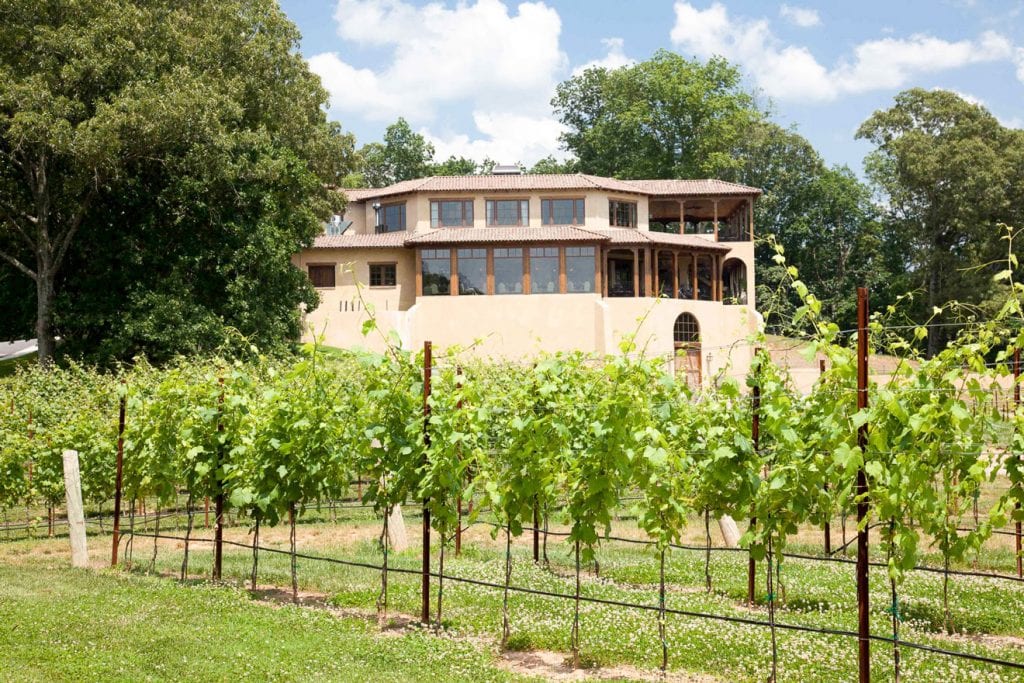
[4,506,1024,682]
[0,561,527,682]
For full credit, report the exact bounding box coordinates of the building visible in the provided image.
[295,172,761,384]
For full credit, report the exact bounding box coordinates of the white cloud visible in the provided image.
[309,0,567,122]
[779,5,820,28]
[670,1,1019,102]
[571,37,635,76]
[423,112,567,164]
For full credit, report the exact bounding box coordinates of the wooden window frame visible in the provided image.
[609,199,638,228]
[485,198,529,227]
[430,199,475,228]
[378,202,406,233]
[307,263,336,289]
[540,197,586,225]
[492,246,525,295]
[368,262,397,288]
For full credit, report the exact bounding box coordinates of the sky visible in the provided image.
[278,0,1024,174]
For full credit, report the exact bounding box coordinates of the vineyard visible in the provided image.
[3,276,1024,682]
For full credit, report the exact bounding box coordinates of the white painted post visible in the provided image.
[62,449,88,568]
[387,504,408,553]
[718,515,742,549]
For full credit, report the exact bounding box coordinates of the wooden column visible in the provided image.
[559,247,567,294]
[672,251,679,299]
[415,249,423,296]
[678,199,685,234]
[748,198,755,241]
[486,249,495,295]
[450,250,459,296]
[595,246,603,296]
[523,248,531,294]
[632,247,639,297]
[653,249,659,297]
[693,255,699,301]
[644,248,652,298]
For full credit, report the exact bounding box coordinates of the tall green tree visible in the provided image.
[857,88,1022,354]
[0,0,353,364]
[726,121,893,330]
[552,51,762,179]
[358,118,435,187]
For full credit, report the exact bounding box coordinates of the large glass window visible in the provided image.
[379,202,406,232]
[542,198,585,225]
[609,200,637,228]
[421,249,451,296]
[457,248,487,295]
[529,247,559,294]
[565,246,595,293]
[486,199,529,226]
[493,248,524,294]
[430,200,473,228]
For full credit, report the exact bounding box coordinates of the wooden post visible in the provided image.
[856,287,871,683]
[62,450,88,568]
[672,251,679,299]
[213,377,225,581]
[421,340,432,625]
[455,365,463,558]
[821,358,832,556]
[1015,348,1022,579]
[747,350,760,605]
[644,248,652,297]
[111,394,126,567]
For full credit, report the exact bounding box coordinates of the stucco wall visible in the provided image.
[294,247,415,350]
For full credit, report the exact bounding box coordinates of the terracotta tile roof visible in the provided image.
[337,174,761,201]
[404,226,603,245]
[312,232,408,249]
[581,228,732,252]
[622,179,762,196]
[339,188,379,202]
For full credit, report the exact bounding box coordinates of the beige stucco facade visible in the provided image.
[296,174,761,384]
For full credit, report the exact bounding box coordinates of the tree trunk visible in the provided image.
[35,266,56,367]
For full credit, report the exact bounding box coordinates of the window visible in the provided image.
[430,200,474,228]
[307,264,336,288]
[529,247,559,294]
[378,202,406,232]
[673,313,700,345]
[565,246,595,293]
[457,248,487,295]
[369,263,397,287]
[542,198,585,225]
[486,199,529,226]
[609,200,638,228]
[421,249,451,295]
[494,247,524,294]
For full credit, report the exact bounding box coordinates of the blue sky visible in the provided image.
[279,0,1024,174]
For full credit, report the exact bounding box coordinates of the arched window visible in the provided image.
[673,313,700,345]
[722,259,747,305]
[673,313,701,388]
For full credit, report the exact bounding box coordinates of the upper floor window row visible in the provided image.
[431,200,473,228]
[609,200,637,228]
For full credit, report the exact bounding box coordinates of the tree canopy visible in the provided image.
[0,0,354,364]
[857,88,1024,354]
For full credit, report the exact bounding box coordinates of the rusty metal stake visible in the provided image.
[856,287,871,683]
[421,341,432,625]
[111,394,126,567]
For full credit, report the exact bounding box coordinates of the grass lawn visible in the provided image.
[0,559,528,682]
[3,502,1024,682]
